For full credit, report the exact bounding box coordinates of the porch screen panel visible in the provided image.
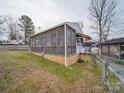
[51,30,57,54]
[32,37,36,52]
[31,25,65,55]
[58,28,64,46]
[66,25,76,56]
[30,38,32,51]
[57,26,65,55]
[35,37,41,53]
[45,32,51,54]
[40,34,45,53]
[71,30,76,54]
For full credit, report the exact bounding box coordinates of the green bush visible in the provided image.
[77,58,84,63]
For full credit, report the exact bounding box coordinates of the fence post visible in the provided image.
[103,57,114,93]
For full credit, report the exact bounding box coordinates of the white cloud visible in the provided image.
[0,0,124,39]
[0,0,90,27]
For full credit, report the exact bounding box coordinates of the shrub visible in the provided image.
[77,58,84,63]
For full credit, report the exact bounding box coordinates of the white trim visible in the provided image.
[64,23,68,66]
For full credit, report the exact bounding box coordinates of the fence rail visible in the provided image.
[92,54,124,93]
[0,45,29,51]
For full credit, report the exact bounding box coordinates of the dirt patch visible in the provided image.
[11,67,104,93]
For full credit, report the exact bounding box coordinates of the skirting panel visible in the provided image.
[31,52,79,66]
[32,52,64,65]
[67,54,79,65]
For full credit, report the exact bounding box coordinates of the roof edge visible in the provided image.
[31,22,67,37]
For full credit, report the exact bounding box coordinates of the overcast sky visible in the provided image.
[0,0,124,38]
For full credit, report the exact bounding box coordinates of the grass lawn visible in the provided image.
[0,51,107,93]
[108,70,120,86]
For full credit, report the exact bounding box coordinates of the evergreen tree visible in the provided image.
[19,15,35,44]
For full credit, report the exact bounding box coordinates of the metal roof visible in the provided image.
[101,38,124,45]
[76,33,92,39]
[66,22,82,33]
[30,22,88,37]
[31,22,65,37]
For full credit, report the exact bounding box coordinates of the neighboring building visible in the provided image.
[0,29,24,45]
[101,38,124,59]
[82,42,94,54]
[0,31,9,44]
[76,33,93,54]
[30,22,92,66]
[0,32,9,41]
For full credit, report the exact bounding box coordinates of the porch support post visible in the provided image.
[35,37,36,52]
[119,44,121,59]
[64,23,67,66]
[108,44,110,56]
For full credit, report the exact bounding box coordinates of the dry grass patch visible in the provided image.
[0,51,107,93]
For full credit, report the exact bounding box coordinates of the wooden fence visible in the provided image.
[93,54,124,93]
[0,45,29,51]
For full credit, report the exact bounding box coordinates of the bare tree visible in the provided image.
[0,16,5,25]
[78,21,84,32]
[0,17,3,25]
[4,16,19,40]
[89,0,117,42]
